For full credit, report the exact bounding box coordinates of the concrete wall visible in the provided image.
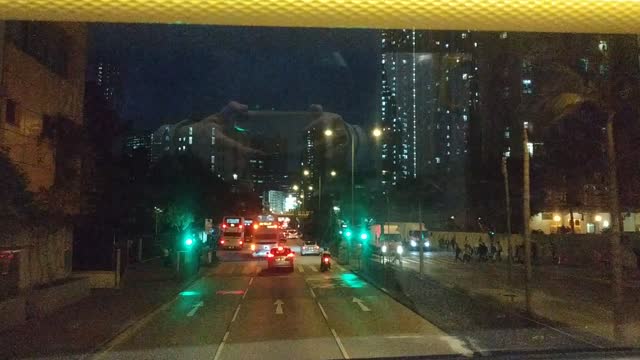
[74,271,117,288]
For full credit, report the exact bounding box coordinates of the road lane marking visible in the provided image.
[248,277,254,285]
[311,265,319,272]
[309,287,316,298]
[317,302,328,320]
[274,299,284,314]
[441,336,473,357]
[242,288,248,299]
[231,304,241,322]
[386,335,424,339]
[213,331,230,360]
[186,301,204,317]
[298,265,305,273]
[331,328,350,359]
[352,297,371,312]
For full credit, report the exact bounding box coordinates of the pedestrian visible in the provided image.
[496,242,503,262]
[477,241,488,262]
[463,243,473,263]
[454,241,462,262]
[490,242,497,262]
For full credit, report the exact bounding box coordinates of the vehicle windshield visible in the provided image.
[2,7,640,360]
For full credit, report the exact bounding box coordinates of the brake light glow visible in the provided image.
[239,240,243,245]
[220,240,225,244]
[278,246,283,251]
[286,253,294,258]
[239,224,243,229]
[253,224,259,229]
[267,253,274,258]
[222,224,227,229]
[323,257,330,264]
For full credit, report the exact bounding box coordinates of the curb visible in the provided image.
[80,267,209,360]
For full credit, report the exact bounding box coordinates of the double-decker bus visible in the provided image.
[219,216,245,249]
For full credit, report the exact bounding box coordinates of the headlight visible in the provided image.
[410,240,417,247]
[397,245,404,255]
[424,241,430,247]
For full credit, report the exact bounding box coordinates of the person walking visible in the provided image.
[496,242,503,262]
[452,239,461,261]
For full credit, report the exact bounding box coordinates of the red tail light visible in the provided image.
[222,224,227,229]
[267,253,274,258]
[323,257,330,264]
[239,224,244,229]
[253,224,259,229]
[286,253,294,258]
[220,240,225,244]
[239,240,243,245]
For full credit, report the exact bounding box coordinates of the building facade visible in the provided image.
[1,21,87,191]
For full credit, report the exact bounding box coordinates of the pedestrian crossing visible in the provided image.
[209,263,347,276]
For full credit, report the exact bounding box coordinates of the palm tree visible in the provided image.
[524,34,637,343]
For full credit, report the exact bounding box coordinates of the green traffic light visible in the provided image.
[185,238,194,246]
[345,230,352,238]
[360,233,368,240]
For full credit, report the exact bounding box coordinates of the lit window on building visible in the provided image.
[522,79,534,94]
[188,136,193,144]
[435,157,441,164]
[189,127,193,135]
[462,73,468,80]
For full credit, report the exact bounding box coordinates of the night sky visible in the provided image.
[89,24,380,130]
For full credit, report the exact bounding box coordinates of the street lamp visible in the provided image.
[330,170,337,177]
[372,128,382,138]
[324,129,333,137]
[292,184,299,191]
[303,169,310,176]
[308,186,313,191]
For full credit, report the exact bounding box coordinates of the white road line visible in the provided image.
[231,304,241,322]
[186,301,204,317]
[242,288,249,299]
[309,287,316,298]
[213,331,230,360]
[317,302,329,320]
[298,265,305,273]
[249,277,254,285]
[311,265,319,272]
[331,328,350,359]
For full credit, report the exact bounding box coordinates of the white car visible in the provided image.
[300,241,321,255]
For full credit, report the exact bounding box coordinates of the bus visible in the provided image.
[251,219,285,257]
[219,216,245,249]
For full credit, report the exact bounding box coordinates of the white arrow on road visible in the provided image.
[274,299,284,315]
[352,297,371,312]
[187,301,204,317]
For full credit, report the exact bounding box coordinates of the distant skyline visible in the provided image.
[89,24,380,130]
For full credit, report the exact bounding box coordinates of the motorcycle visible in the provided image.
[320,252,332,272]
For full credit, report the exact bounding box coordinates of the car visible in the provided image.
[300,240,321,255]
[286,229,300,239]
[267,246,295,271]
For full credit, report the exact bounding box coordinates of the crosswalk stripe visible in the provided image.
[298,265,305,273]
[310,265,318,272]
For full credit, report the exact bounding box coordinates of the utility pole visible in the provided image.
[523,125,532,315]
[606,112,624,343]
[418,199,424,275]
[501,157,513,284]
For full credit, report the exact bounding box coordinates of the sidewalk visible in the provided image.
[0,258,202,359]
[366,252,640,347]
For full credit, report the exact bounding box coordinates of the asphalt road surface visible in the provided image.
[94,238,470,360]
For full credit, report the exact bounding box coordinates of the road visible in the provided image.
[94,238,470,360]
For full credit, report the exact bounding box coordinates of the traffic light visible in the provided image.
[185,238,194,247]
[359,232,368,241]
[344,230,352,238]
